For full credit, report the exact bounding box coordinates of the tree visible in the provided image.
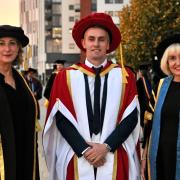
[118,0,180,69]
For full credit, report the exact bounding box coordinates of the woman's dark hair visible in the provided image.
[12,42,23,65]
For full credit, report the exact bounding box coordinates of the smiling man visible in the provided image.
[43,12,140,180]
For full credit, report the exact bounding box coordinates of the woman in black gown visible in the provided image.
[0,25,40,180]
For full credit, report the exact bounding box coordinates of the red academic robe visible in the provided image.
[43,62,140,180]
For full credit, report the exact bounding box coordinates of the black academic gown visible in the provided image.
[0,68,40,180]
[44,72,56,100]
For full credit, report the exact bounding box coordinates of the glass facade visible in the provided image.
[45,0,62,55]
[52,4,61,14]
[52,15,61,26]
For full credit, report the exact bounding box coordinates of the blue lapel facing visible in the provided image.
[149,76,173,180]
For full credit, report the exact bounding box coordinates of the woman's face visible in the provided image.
[0,37,19,65]
[168,50,180,81]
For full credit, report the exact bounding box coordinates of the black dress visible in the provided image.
[157,81,180,180]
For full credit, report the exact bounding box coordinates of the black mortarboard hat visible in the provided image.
[0,25,29,47]
[54,60,66,65]
[27,67,37,73]
[156,32,180,61]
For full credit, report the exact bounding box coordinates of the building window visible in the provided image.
[69,5,74,10]
[69,28,72,34]
[52,15,61,26]
[52,0,61,2]
[52,27,62,38]
[46,39,62,53]
[69,16,75,22]
[92,0,97,11]
[74,15,79,22]
[69,43,75,49]
[52,4,61,14]
[105,11,121,17]
[105,0,113,3]
[105,0,123,3]
[45,30,51,37]
[74,4,80,12]
[33,45,38,56]
[115,0,123,3]
[45,20,52,26]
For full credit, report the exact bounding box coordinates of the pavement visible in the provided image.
[38,98,49,180]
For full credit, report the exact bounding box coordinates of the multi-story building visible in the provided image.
[20,0,82,81]
[45,0,81,67]
[20,0,129,81]
[97,0,130,28]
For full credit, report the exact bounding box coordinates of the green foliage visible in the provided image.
[118,0,180,69]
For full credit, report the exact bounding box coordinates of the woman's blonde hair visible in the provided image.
[160,43,180,75]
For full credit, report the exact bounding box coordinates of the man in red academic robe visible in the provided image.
[43,12,140,180]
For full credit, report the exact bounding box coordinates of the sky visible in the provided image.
[0,0,20,26]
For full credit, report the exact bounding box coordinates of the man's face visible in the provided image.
[81,27,110,63]
[56,64,64,72]
[28,71,35,78]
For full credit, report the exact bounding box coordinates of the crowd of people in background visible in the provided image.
[0,12,179,180]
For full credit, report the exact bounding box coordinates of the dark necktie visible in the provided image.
[93,66,102,134]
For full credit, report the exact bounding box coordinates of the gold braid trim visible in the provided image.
[74,156,79,180]
[71,64,118,77]
[66,70,72,96]
[112,150,117,180]
[152,91,156,105]
[119,44,129,84]
[0,135,4,180]
[156,79,164,101]
[147,134,152,180]
[71,64,95,77]
[119,78,126,117]
[100,64,118,77]
[142,77,150,99]
[33,131,37,180]
[149,101,154,113]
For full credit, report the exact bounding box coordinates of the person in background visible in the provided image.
[141,33,180,180]
[43,12,140,180]
[0,25,40,180]
[151,57,166,89]
[25,67,43,119]
[136,62,152,129]
[43,60,65,101]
